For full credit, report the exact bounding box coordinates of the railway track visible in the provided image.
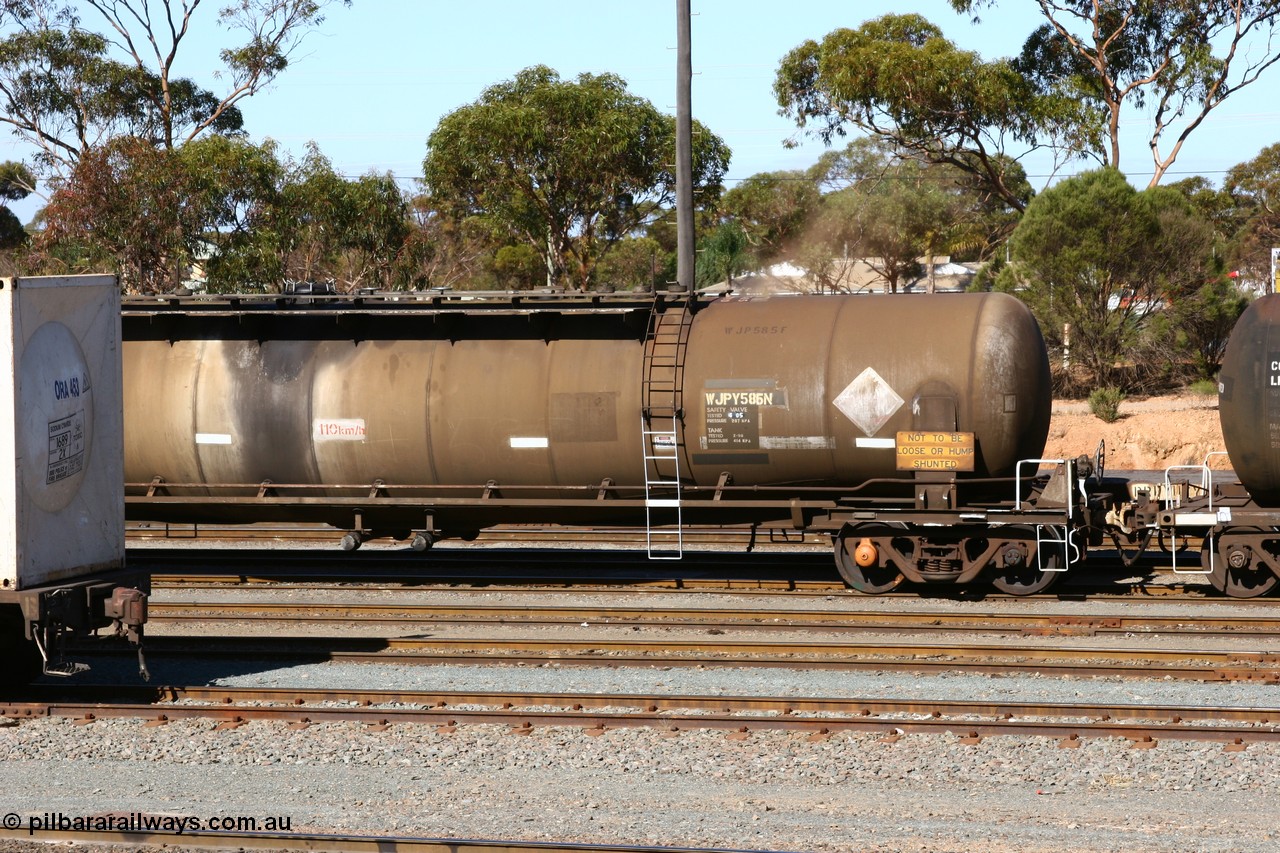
[111,579,1280,683]
[145,581,1262,608]
[5,683,1277,745]
[0,826,748,853]
[143,599,1280,637]
[69,633,1280,683]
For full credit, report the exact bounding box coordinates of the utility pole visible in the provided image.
[674,0,694,293]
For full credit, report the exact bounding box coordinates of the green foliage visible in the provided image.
[492,244,543,290]
[424,65,730,291]
[0,205,25,249]
[1088,387,1125,423]
[1006,166,1235,390]
[0,0,345,179]
[207,142,409,292]
[39,136,201,292]
[1006,168,1161,386]
[1223,142,1280,285]
[38,134,410,294]
[593,236,664,292]
[773,14,1081,213]
[389,195,501,291]
[1189,378,1218,396]
[777,139,1009,292]
[0,159,32,249]
[1165,278,1249,380]
[0,159,32,200]
[695,221,752,289]
[720,170,819,266]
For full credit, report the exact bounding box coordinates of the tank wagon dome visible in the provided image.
[1219,293,1280,504]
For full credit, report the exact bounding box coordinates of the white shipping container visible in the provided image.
[0,276,123,590]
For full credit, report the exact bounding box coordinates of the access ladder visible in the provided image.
[640,301,694,558]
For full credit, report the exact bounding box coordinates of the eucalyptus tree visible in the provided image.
[205,142,409,292]
[424,65,731,291]
[0,159,31,247]
[0,0,348,178]
[38,135,199,291]
[1003,168,1231,387]
[37,133,284,291]
[719,169,820,267]
[774,14,1089,214]
[952,0,1280,186]
[1223,142,1280,285]
[694,221,752,289]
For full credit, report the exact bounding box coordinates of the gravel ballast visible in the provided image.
[2,714,1280,852]
[9,584,1280,852]
[5,657,1280,852]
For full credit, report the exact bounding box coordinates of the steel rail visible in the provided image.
[70,643,1280,681]
[145,635,1280,662]
[0,828,771,853]
[77,630,1280,666]
[142,600,1280,637]
[27,683,1280,725]
[4,687,1278,743]
[147,575,852,592]
[147,578,1226,602]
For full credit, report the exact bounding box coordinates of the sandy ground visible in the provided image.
[1043,392,1227,471]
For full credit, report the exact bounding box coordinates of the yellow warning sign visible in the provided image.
[895,431,976,472]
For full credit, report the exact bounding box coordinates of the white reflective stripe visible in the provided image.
[646,499,681,508]
[761,435,835,450]
[854,437,895,448]
[509,437,549,448]
[195,433,232,445]
[1175,513,1219,526]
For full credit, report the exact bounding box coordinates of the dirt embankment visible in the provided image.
[1043,393,1227,470]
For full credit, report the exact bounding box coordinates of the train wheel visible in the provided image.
[990,529,1063,596]
[833,526,905,594]
[1205,530,1279,598]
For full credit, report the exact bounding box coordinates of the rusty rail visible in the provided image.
[72,636,1280,682]
[2,825,774,853]
[143,599,1280,638]
[5,684,1278,745]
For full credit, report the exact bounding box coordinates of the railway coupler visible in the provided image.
[18,582,149,679]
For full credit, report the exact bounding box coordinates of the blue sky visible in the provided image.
[6,0,1280,222]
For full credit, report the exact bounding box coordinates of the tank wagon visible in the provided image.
[1142,293,1280,597]
[122,288,1099,595]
